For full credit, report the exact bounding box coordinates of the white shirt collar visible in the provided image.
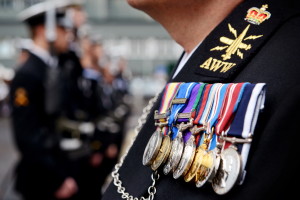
[28,43,58,67]
[172,41,202,79]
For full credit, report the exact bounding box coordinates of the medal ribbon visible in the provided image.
[193,84,219,126]
[168,82,198,139]
[215,82,248,135]
[206,83,231,134]
[192,83,221,147]
[158,82,182,115]
[156,82,182,135]
[174,83,205,143]
[240,83,266,138]
[193,84,213,124]
[198,83,222,126]
[227,83,266,184]
[177,83,206,123]
[191,83,207,119]
[226,84,256,138]
[203,83,231,150]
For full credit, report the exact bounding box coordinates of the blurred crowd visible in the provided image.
[0,0,133,199]
[0,64,14,117]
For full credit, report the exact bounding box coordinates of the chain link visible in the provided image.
[111,93,160,200]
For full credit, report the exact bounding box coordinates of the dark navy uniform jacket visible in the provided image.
[10,52,68,198]
[102,0,300,199]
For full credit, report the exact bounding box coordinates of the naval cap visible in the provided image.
[56,0,86,8]
[18,0,85,28]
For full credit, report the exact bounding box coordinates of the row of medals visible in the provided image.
[143,120,244,195]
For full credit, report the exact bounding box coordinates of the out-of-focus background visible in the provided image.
[0,0,182,199]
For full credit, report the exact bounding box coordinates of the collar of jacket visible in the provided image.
[171,0,300,83]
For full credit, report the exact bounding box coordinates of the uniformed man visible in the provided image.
[45,1,107,199]
[15,38,33,66]
[76,33,128,199]
[55,2,120,199]
[102,0,300,200]
[9,2,78,200]
[56,0,86,122]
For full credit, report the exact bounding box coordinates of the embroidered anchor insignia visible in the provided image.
[210,24,263,61]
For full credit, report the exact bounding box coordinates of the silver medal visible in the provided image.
[207,149,221,183]
[212,145,242,195]
[142,129,163,166]
[163,132,184,175]
[173,135,196,179]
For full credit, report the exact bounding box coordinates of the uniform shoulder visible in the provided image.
[265,15,300,55]
[12,57,45,87]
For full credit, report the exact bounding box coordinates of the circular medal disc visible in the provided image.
[195,150,215,187]
[142,130,163,166]
[151,135,172,171]
[207,149,221,183]
[212,146,242,195]
[184,147,206,182]
[173,136,196,179]
[163,135,184,175]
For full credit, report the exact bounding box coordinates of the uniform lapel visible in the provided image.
[172,0,299,83]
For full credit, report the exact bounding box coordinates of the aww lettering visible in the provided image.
[199,57,236,73]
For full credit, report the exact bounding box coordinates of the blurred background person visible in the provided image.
[56,1,129,198]
[74,31,130,199]
[15,38,33,67]
[0,64,14,118]
[9,1,78,200]
[48,1,112,199]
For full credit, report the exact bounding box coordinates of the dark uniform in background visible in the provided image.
[74,35,131,199]
[109,56,132,153]
[10,0,131,199]
[50,2,106,199]
[56,4,131,198]
[58,0,87,124]
[10,51,68,199]
[9,3,76,199]
[102,0,300,199]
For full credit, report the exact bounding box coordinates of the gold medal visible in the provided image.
[184,144,207,182]
[195,150,218,187]
[151,135,172,171]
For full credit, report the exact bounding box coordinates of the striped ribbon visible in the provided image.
[215,83,249,135]
[193,84,213,124]
[206,83,231,135]
[225,83,266,184]
[156,82,182,135]
[168,82,198,139]
[176,83,205,123]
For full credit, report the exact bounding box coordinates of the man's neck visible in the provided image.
[33,36,49,52]
[146,0,243,53]
[30,37,58,67]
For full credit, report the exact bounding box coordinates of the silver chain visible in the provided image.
[112,93,160,200]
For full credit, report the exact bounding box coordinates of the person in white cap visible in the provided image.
[10,1,78,199]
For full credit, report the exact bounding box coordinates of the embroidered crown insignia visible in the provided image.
[245,4,271,25]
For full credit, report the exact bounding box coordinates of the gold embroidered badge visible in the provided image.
[14,88,29,107]
[210,24,263,61]
[199,4,270,73]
